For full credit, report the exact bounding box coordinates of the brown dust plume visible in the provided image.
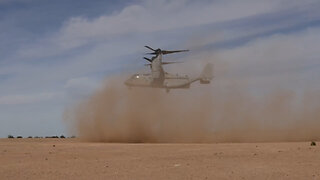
[64,75,320,143]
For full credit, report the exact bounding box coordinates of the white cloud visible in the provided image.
[57,0,278,45]
[15,0,286,59]
[220,27,320,71]
[64,77,96,89]
[0,93,57,105]
[213,27,320,91]
[15,0,320,61]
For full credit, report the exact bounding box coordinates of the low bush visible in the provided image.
[45,136,59,138]
[8,135,14,138]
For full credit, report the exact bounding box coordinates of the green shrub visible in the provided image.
[7,135,14,138]
[45,136,59,138]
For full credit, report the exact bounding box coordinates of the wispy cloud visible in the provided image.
[0,92,57,105]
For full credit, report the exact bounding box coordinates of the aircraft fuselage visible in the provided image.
[124,73,192,89]
[125,46,212,92]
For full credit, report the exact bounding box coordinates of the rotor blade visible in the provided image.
[162,62,182,65]
[162,49,189,55]
[144,46,156,51]
[145,51,159,55]
[143,57,152,62]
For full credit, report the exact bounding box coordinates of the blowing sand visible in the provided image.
[0,138,319,180]
[64,77,320,143]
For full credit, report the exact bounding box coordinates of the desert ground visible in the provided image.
[0,139,319,180]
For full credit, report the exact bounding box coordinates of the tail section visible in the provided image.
[200,63,213,84]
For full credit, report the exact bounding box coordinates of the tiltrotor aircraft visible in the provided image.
[125,46,213,92]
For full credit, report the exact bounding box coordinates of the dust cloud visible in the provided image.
[64,73,320,143]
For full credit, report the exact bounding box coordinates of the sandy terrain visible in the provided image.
[0,139,319,180]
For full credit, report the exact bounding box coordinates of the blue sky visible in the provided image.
[1,0,320,137]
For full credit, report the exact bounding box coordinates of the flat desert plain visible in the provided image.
[0,139,319,180]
